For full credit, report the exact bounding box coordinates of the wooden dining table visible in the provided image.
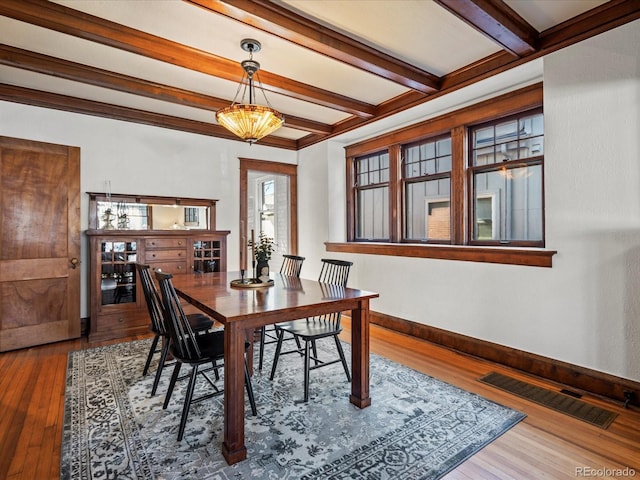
[169,270,379,464]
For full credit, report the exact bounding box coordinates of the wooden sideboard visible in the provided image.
[86,229,229,342]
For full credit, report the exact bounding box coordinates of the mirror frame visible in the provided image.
[87,192,218,231]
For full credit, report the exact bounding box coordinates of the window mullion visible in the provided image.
[346,156,356,242]
[389,144,401,243]
[451,126,466,245]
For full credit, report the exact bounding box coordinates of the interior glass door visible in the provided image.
[240,159,298,277]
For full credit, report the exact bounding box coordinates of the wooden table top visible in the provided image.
[168,271,379,328]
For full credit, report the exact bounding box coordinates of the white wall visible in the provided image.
[298,20,640,381]
[296,141,333,280]
[0,106,296,317]
[544,19,640,380]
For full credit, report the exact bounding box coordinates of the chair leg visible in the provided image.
[244,359,258,416]
[151,339,170,396]
[177,365,199,442]
[258,326,266,371]
[143,334,160,376]
[269,329,285,380]
[311,339,320,366]
[163,361,182,409]
[212,358,220,381]
[303,340,311,402]
[334,336,351,382]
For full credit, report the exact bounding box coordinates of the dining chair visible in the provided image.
[279,254,305,277]
[155,271,257,441]
[136,263,214,396]
[257,254,305,370]
[269,258,353,402]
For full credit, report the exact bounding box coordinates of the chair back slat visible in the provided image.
[136,263,166,336]
[316,259,353,326]
[155,271,202,360]
[280,254,305,277]
[319,258,352,287]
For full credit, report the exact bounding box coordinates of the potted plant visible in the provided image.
[249,231,274,279]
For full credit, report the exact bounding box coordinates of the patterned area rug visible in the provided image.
[61,338,525,479]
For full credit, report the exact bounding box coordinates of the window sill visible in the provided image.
[325,242,556,267]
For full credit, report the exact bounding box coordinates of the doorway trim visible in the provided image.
[239,158,298,267]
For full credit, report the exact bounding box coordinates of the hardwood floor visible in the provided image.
[1,324,638,479]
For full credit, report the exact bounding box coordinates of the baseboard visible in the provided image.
[367,310,639,408]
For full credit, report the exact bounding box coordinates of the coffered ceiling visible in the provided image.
[1,0,638,150]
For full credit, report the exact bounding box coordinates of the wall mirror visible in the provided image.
[87,193,217,231]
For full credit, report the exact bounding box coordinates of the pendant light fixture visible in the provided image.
[216,39,284,144]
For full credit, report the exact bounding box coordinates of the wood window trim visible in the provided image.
[326,241,556,267]
[342,83,552,266]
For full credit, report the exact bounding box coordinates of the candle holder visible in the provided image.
[230,277,274,289]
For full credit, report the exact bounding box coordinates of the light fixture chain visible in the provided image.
[229,71,248,106]
[254,72,276,110]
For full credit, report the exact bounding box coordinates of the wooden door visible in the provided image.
[0,136,81,351]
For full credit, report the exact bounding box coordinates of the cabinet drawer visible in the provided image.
[149,261,189,275]
[145,238,187,249]
[94,312,147,333]
[145,249,187,261]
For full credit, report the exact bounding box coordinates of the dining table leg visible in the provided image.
[349,298,372,408]
[221,321,247,464]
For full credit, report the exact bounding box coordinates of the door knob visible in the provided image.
[70,258,80,269]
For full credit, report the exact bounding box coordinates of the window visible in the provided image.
[470,110,544,246]
[354,151,389,241]
[339,84,554,267]
[184,207,199,225]
[403,136,452,242]
[474,195,497,240]
[260,178,275,238]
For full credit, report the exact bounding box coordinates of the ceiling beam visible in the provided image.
[0,0,376,117]
[0,44,332,135]
[188,0,441,94]
[299,0,640,149]
[539,0,640,51]
[0,83,297,149]
[434,0,538,57]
